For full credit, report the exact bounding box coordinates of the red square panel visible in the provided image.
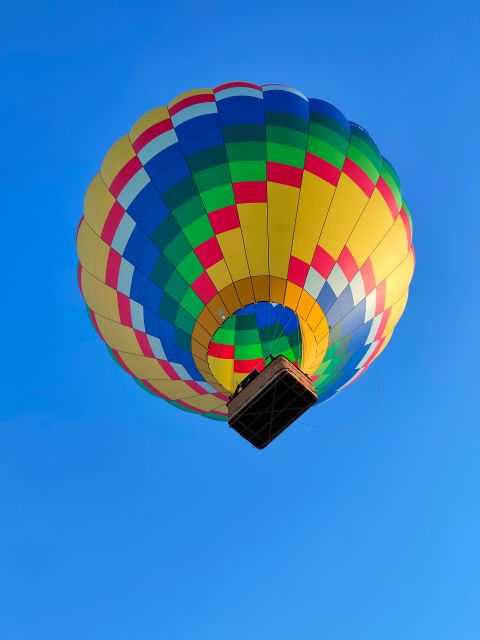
[311,245,335,279]
[288,255,310,287]
[338,246,358,282]
[233,181,267,204]
[192,271,217,303]
[360,258,376,295]
[208,205,240,234]
[194,236,223,269]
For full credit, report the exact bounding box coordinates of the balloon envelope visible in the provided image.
[76,82,414,420]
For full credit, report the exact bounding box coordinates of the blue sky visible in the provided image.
[1,1,479,638]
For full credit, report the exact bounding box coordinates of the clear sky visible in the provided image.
[1,1,479,638]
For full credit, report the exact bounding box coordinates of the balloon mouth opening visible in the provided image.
[207,302,303,393]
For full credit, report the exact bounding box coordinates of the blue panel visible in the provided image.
[326,287,354,328]
[127,182,170,235]
[175,115,224,155]
[263,88,309,120]
[145,143,190,194]
[216,96,265,126]
[130,270,163,312]
[252,302,274,327]
[163,342,188,366]
[156,317,176,345]
[346,319,372,353]
[340,299,366,338]
[317,282,337,313]
[143,307,163,339]
[123,227,161,274]
[309,98,350,132]
[178,355,202,381]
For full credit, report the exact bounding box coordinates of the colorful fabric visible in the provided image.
[76,82,415,420]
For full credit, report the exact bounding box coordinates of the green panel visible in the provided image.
[266,111,309,133]
[235,328,260,345]
[200,183,235,212]
[159,292,181,321]
[225,141,266,162]
[175,306,196,334]
[162,176,199,210]
[235,343,264,359]
[163,232,191,265]
[171,195,205,228]
[174,327,192,351]
[176,251,204,283]
[380,159,402,209]
[229,160,265,182]
[183,216,214,247]
[214,326,236,345]
[266,142,306,167]
[309,122,349,154]
[347,144,380,183]
[193,164,231,192]
[164,271,189,302]
[306,138,346,168]
[151,215,182,249]
[188,145,228,173]
[309,111,349,141]
[179,287,204,317]
[266,125,308,149]
[349,131,382,173]
[150,254,175,288]
[222,124,265,143]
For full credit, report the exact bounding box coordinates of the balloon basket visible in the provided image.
[227,355,317,449]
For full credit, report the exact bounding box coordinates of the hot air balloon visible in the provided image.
[76,82,414,448]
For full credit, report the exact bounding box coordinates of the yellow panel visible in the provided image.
[216,228,251,280]
[94,315,143,354]
[168,88,214,110]
[306,301,326,332]
[233,277,255,307]
[237,203,268,275]
[370,216,409,284]
[299,315,329,375]
[269,277,286,304]
[77,220,109,282]
[206,293,235,324]
[81,270,119,323]
[192,322,212,350]
[319,175,368,260]
[311,335,330,375]
[251,275,269,302]
[100,135,136,187]
[292,173,335,263]
[118,353,171,380]
[384,248,414,308]
[83,174,115,235]
[208,356,234,392]
[284,281,302,310]
[347,189,394,267]
[129,106,170,143]
[383,292,408,337]
[296,289,315,321]
[206,259,233,292]
[267,183,299,278]
[314,316,330,343]
[216,284,241,316]
[144,379,201,400]
[178,394,225,412]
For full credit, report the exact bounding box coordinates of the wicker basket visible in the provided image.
[227,356,317,449]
